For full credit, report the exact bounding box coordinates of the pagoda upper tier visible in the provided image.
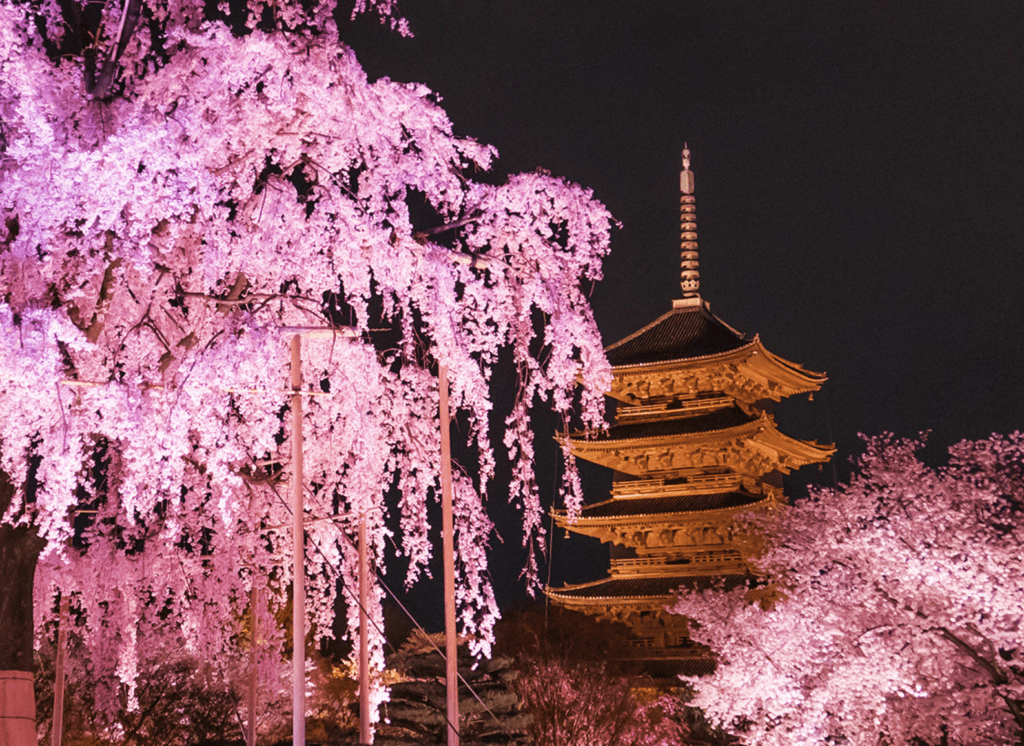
[604,300,826,405]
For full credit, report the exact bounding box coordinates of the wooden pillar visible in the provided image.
[438,365,459,746]
[247,586,258,746]
[291,334,306,746]
[358,515,371,745]
[50,593,69,746]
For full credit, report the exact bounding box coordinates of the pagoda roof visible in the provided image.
[603,305,827,405]
[577,490,763,519]
[565,411,834,477]
[596,406,752,442]
[546,574,746,602]
[606,303,748,367]
[551,482,775,548]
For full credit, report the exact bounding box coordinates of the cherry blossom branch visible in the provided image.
[53,379,343,397]
[874,570,1023,732]
[935,626,1024,732]
[180,292,283,305]
[935,626,1008,686]
[413,212,481,240]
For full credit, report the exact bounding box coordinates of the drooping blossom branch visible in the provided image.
[0,0,612,730]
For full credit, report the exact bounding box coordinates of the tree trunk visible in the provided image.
[0,523,46,746]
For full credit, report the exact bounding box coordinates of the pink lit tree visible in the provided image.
[672,434,1024,745]
[0,0,612,741]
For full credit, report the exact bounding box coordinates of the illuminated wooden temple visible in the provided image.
[545,146,834,679]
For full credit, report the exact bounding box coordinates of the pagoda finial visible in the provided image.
[679,144,700,299]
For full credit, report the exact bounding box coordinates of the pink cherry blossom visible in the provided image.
[672,433,1024,745]
[0,0,611,734]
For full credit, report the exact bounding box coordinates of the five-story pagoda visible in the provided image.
[545,147,834,679]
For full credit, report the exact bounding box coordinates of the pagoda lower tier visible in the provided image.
[552,475,778,561]
[544,566,777,679]
[546,475,781,679]
[546,343,832,680]
[545,574,746,679]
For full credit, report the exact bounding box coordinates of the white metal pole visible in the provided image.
[50,593,69,746]
[358,515,371,745]
[438,365,459,746]
[291,334,306,746]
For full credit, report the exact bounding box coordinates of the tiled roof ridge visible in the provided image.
[604,303,754,368]
[605,304,745,353]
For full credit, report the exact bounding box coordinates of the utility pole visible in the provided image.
[438,365,459,746]
[283,326,359,746]
[284,326,464,746]
[50,594,69,746]
[358,515,371,745]
[291,333,306,746]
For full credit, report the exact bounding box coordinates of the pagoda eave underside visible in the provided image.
[567,422,834,477]
[545,582,773,618]
[552,495,775,547]
[558,484,776,520]
[607,337,826,405]
[546,573,747,621]
[544,592,681,617]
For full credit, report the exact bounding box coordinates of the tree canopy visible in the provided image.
[0,0,612,731]
[672,433,1024,745]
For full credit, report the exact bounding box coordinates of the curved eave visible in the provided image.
[563,412,765,448]
[749,335,828,391]
[544,590,679,609]
[543,582,679,607]
[552,494,775,530]
[606,335,826,404]
[564,413,835,475]
[753,422,836,466]
[544,573,746,606]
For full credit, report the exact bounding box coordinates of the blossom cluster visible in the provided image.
[672,433,1024,745]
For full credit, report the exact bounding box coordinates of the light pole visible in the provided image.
[358,513,371,745]
[290,333,306,746]
[283,326,358,746]
[438,364,459,746]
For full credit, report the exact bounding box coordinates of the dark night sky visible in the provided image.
[343,2,1024,625]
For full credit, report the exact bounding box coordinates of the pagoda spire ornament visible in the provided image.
[679,144,700,301]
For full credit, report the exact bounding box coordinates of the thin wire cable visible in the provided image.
[273,492,461,736]
[270,477,515,741]
[544,437,562,635]
[331,528,513,740]
[369,533,515,739]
